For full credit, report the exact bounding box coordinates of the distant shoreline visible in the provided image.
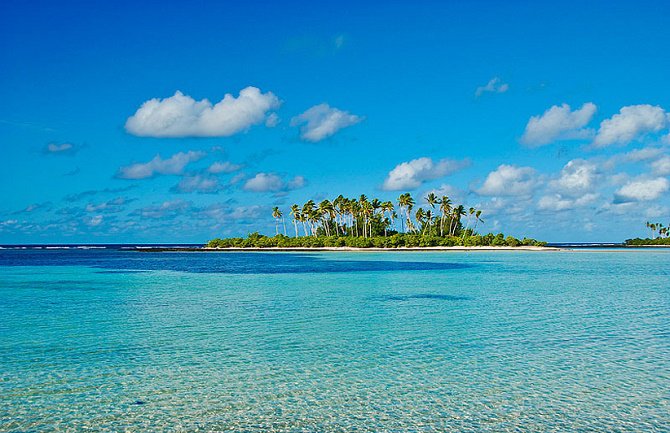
[138,246,561,252]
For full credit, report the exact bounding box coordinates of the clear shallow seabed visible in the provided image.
[0,249,668,432]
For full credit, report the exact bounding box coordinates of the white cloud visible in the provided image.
[423,184,464,203]
[593,104,668,147]
[117,151,205,179]
[644,204,670,219]
[172,174,223,193]
[538,193,598,211]
[84,215,103,227]
[125,87,280,137]
[287,176,306,189]
[85,197,129,213]
[614,177,669,203]
[549,159,599,197]
[475,77,509,97]
[521,102,597,147]
[208,161,243,174]
[133,200,192,219]
[291,103,362,142]
[621,147,665,162]
[47,143,73,152]
[605,146,665,169]
[265,113,280,127]
[43,142,81,155]
[243,173,306,192]
[382,157,470,191]
[651,156,670,176]
[229,172,246,185]
[477,164,537,196]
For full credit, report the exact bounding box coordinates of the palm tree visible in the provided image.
[415,208,426,234]
[272,207,282,236]
[268,194,493,241]
[404,194,416,233]
[359,195,369,236]
[381,201,394,235]
[350,199,361,237]
[298,210,309,236]
[424,209,434,235]
[397,193,412,233]
[473,210,484,234]
[462,207,476,241]
[439,196,452,236]
[371,199,381,236]
[425,192,438,210]
[302,200,316,236]
[290,204,300,237]
[333,195,346,235]
[449,205,466,236]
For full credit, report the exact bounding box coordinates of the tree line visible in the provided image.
[625,221,670,246]
[271,193,483,238]
[207,192,546,248]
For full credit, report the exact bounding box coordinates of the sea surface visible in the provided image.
[1,248,668,432]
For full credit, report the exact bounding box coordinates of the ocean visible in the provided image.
[1,248,668,431]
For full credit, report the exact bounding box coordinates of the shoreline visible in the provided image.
[138,246,562,252]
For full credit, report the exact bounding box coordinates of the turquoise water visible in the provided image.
[1,249,669,432]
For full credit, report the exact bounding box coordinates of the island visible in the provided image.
[625,221,670,246]
[207,193,547,249]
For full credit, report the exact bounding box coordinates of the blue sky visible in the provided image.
[2,0,669,243]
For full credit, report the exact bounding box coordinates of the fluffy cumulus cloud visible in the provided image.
[594,104,668,147]
[382,157,470,191]
[475,77,509,97]
[477,164,537,196]
[243,173,306,193]
[207,161,243,174]
[651,155,670,176]
[291,103,362,142]
[549,159,599,197]
[116,151,205,179]
[614,177,670,203]
[521,102,597,146]
[125,87,280,137]
[537,193,599,211]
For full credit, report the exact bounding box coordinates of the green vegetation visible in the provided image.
[625,237,670,246]
[208,192,546,248]
[625,221,670,245]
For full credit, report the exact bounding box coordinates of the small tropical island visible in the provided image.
[625,221,670,246]
[207,193,547,249]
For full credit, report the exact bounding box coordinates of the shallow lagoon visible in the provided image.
[1,249,668,431]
